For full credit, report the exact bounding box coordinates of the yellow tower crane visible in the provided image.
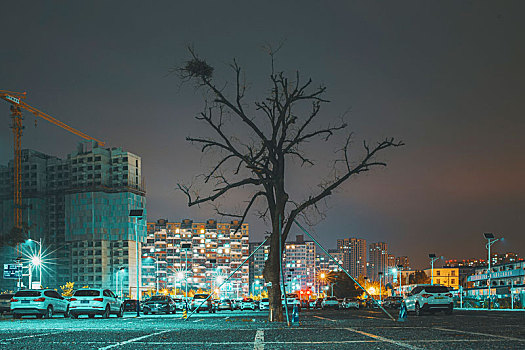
[1,90,104,252]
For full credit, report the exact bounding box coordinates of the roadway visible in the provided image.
[0,308,524,349]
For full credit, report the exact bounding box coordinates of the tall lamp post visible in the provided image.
[26,239,42,288]
[429,254,441,285]
[129,209,144,317]
[397,265,403,296]
[378,272,383,305]
[181,243,191,308]
[484,233,501,310]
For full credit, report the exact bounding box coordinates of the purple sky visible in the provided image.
[1,1,524,269]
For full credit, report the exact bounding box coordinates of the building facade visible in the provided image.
[144,219,249,298]
[368,242,388,281]
[466,261,525,298]
[283,235,316,292]
[337,237,367,279]
[395,256,410,270]
[423,267,460,290]
[0,142,147,296]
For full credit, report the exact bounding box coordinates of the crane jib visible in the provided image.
[5,95,20,104]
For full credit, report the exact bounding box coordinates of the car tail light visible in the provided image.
[33,297,46,302]
[70,298,77,301]
[93,298,104,302]
[421,294,432,298]
[10,298,18,302]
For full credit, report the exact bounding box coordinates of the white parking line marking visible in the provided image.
[345,327,421,350]
[254,329,264,350]
[0,331,65,342]
[434,327,525,342]
[97,329,171,350]
[313,315,336,321]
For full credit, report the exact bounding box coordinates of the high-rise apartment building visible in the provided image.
[283,235,316,292]
[368,242,388,281]
[144,219,249,298]
[395,256,410,270]
[337,237,367,278]
[249,240,269,295]
[0,142,146,295]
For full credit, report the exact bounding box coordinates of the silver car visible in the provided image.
[11,289,69,319]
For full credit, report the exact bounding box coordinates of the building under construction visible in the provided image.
[0,141,146,295]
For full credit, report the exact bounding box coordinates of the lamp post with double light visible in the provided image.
[484,232,501,310]
[26,239,42,288]
[429,254,441,285]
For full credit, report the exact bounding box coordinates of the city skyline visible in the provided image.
[1,2,524,269]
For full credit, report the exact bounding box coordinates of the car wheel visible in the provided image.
[103,305,110,318]
[117,306,123,318]
[13,314,21,319]
[144,310,149,315]
[44,305,53,319]
[36,314,44,319]
[415,303,422,317]
[71,313,78,319]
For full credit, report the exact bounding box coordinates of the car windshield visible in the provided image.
[194,294,209,299]
[15,290,41,297]
[326,297,337,301]
[423,286,450,293]
[149,296,167,301]
[73,290,100,297]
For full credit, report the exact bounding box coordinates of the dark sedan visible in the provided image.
[142,295,176,314]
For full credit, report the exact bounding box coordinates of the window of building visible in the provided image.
[95,156,101,161]
[451,279,455,284]
[436,271,441,276]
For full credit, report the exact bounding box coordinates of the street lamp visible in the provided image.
[396,265,404,296]
[129,209,144,317]
[26,239,42,288]
[181,243,192,309]
[484,232,501,309]
[378,272,383,305]
[429,254,441,285]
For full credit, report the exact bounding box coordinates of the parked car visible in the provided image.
[217,299,233,311]
[314,298,324,309]
[240,297,256,310]
[342,298,360,309]
[309,299,317,308]
[232,298,243,310]
[173,297,186,310]
[122,299,139,312]
[283,294,301,310]
[69,289,123,318]
[0,293,14,314]
[383,296,403,309]
[191,294,216,313]
[143,295,176,314]
[259,298,269,310]
[322,296,340,309]
[11,289,70,319]
[404,284,453,316]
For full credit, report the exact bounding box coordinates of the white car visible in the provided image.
[11,289,70,319]
[259,298,269,310]
[404,284,453,316]
[322,296,340,309]
[69,289,123,318]
[281,294,301,310]
[240,298,256,310]
[342,298,359,309]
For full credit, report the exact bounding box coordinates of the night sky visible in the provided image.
[1,1,524,269]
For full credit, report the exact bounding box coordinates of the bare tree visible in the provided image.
[175,47,403,322]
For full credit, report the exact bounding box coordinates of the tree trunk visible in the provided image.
[264,223,284,322]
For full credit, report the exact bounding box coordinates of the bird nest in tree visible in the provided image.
[185,58,214,80]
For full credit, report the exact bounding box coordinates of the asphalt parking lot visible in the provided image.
[0,308,524,349]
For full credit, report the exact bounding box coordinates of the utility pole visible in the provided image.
[429,254,441,285]
[484,233,501,310]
